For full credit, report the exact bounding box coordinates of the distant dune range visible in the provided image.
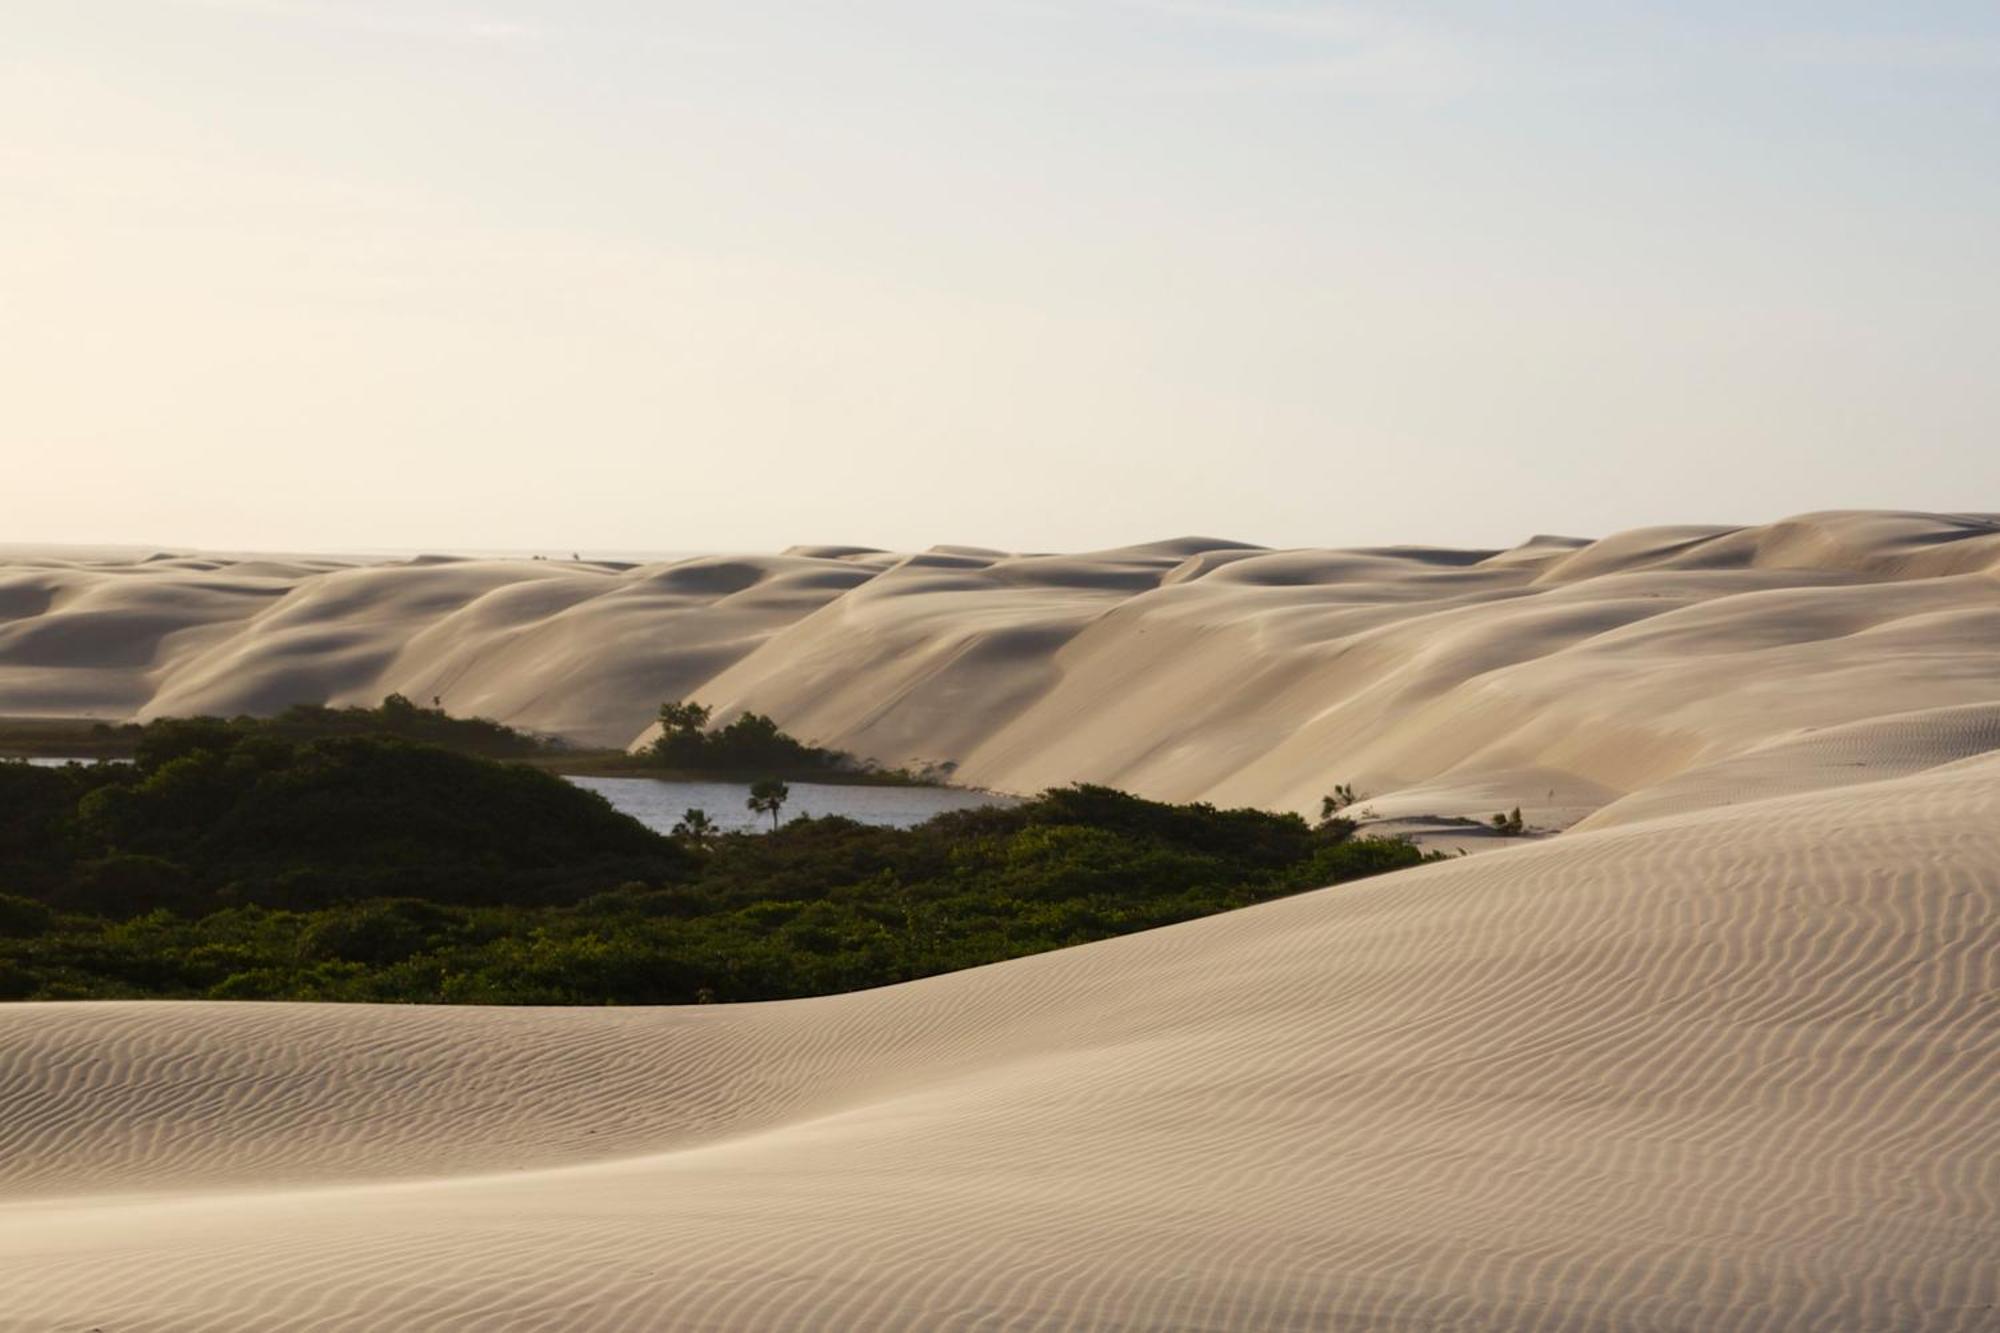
[1,509,1997,1329]
[4,510,1997,831]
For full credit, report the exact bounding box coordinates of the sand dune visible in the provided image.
[3,510,1995,832]
[2,509,1997,1328]
[2,751,1995,1328]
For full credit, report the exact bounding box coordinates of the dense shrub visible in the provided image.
[0,735,1440,1004]
[298,899,459,966]
[646,700,850,774]
[0,763,82,893]
[257,696,552,757]
[58,855,199,919]
[34,733,689,911]
[0,894,55,938]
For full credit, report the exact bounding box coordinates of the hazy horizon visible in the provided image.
[7,1,1996,553]
[10,512,2000,567]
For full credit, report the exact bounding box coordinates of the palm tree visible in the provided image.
[746,778,789,832]
[670,807,718,850]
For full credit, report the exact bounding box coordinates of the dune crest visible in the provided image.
[5,510,1995,834]
[1,751,1995,1327]
[2,510,1998,1327]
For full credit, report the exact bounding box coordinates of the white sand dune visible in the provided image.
[1,509,1997,1328]
[3,509,1996,833]
[1,754,1995,1329]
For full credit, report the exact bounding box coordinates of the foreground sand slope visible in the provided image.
[2,749,1995,1329]
[3,511,1996,829]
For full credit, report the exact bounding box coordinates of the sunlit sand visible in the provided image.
[1,509,1996,1328]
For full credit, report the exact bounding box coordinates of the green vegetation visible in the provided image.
[246,694,557,757]
[624,699,921,781]
[0,696,554,762]
[0,723,1439,1005]
[1321,783,1358,815]
[670,808,719,849]
[650,699,837,772]
[3,696,936,785]
[1318,784,1362,826]
[0,716,140,760]
[1490,806,1526,836]
[0,726,683,916]
[747,778,790,830]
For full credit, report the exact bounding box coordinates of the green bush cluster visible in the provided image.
[645,701,848,774]
[1,729,1439,1005]
[54,695,555,761]
[240,694,554,757]
[2,729,684,915]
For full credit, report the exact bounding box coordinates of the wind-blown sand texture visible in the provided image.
[4,510,1997,829]
[2,509,1998,1329]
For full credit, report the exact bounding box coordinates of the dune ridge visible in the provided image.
[3,509,1996,835]
[2,509,1997,1329]
[1,751,1995,1328]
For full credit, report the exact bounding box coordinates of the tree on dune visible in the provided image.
[657,701,713,736]
[1318,784,1361,827]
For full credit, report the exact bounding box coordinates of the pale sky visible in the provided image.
[5,1,1997,554]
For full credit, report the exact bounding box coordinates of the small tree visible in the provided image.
[381,693,420,719]
[653,700,715,766]
[657,700,713,736]
[1490,807,1525,836]
[670,807,718,850]
[1319,783,1360,825]
[747,778,789,832]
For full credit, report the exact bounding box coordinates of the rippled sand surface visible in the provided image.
[1,509,1996,1329]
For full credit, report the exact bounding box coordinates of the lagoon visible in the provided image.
[18,758,1016,835]
[567,775,1014,835]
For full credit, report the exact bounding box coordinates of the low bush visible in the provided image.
[0,727,1441,1004]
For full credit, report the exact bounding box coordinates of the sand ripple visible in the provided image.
[3,510,1997,1326]
[2,756,1995,1329]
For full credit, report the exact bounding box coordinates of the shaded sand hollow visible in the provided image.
[0,509,1996,1328]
